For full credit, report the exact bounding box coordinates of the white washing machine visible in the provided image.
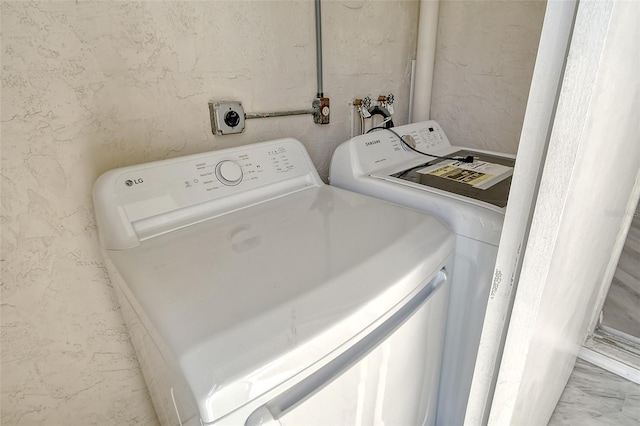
[93,138,455,426]
[330,120,515,426]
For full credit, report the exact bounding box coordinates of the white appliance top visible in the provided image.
[94,138,320,250]
[332,121,515,211]
[94,138,454,423]
[329,121,515,244]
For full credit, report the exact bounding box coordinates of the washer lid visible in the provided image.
[106,185,453,423]
[387,150,515,208]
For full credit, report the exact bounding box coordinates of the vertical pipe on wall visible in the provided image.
[408,59,417,123]
[315,0,324,97]
[412,0,440,122]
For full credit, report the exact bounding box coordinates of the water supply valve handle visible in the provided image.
[362,96,372,111]
[358,96,372,119]
[386,93,395,115]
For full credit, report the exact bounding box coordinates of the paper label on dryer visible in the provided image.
[416,160,513,190]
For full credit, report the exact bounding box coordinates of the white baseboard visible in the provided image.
[578,345,640,385]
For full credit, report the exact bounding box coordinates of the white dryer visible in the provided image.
[330,120,515,426]
[93,138,455,425]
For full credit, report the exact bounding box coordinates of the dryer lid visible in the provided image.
[105,185,453,423]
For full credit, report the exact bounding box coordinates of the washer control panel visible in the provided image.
[93,138,321,249]
[346,121,451,174]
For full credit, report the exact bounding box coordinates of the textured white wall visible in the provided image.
[431,0,546,154]
[0,1,418,424]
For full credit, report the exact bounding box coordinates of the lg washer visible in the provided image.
[94,137,455,425]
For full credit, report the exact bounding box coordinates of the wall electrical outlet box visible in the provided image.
[313,97,330,124]
[209,101,245,135]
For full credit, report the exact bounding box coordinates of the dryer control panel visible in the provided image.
[94,138,322,249]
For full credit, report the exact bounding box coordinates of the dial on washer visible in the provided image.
[215,160,243,186]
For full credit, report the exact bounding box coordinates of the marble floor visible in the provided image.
[549,359,640,425]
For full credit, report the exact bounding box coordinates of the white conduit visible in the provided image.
[408,59,417,124]
[411,0,440,122]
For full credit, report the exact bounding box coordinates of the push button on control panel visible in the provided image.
[215,160,243,186]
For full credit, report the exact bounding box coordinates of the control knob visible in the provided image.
[401,134,417,151]
[215,160,243,186]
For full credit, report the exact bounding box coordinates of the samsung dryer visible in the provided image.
[330,120,515,426]
[93,137,455,426]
